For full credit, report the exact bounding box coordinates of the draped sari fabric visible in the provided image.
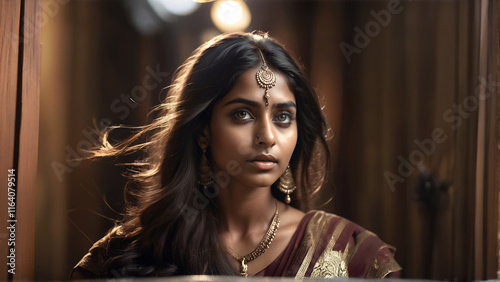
[255,211,401,278]
[71,211,401,279]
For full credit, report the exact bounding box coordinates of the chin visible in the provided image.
[217,167,280,188]
[243,175,279,188]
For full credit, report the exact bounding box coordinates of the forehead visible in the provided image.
[219,66,295,104]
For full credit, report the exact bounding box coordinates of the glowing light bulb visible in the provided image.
[217,1,242,25]
[148,0,199,19]
[211,0,251,32]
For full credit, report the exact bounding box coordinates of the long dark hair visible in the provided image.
[89,31,331,277]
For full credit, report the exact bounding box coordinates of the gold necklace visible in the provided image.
[229,200,280,277]
[230,203,280,276]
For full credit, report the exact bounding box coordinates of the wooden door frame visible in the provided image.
[474,0,499,279]
[0,0,41,280]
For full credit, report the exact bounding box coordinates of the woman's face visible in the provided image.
[207,66,298,190]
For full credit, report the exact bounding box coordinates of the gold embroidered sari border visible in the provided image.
[345,229,375,265]
[294,212,327,279]
[294,212,347,279]
[310,218,349,278]
[324,218,347,253]
[366,244,402,278]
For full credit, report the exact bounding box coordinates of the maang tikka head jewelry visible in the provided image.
[255,49,276,107]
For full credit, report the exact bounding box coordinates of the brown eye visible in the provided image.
[273,111,295,128]
[236,111,248,119]
[232,110,253,121]
[276,114,288,122]
[274,112,291,123]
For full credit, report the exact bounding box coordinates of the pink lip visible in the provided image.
[250,154,278,162]
[247,161,277,170]
[247,154,278,170]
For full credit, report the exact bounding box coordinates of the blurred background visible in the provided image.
[36,0,499,280]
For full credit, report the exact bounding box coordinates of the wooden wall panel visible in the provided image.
[30,0,497,280]
[16,0,41,280]
[332,2,499,280]
[0,1,22,281]
[0,0,41,280]
[479,0,499,278]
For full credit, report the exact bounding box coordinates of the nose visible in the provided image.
[255,116,276,147]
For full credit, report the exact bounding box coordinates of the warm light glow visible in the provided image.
[148,0,199,18]
[211,0,251,32]
[217,1,242,25]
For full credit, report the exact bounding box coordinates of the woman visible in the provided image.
[71,31,401,279]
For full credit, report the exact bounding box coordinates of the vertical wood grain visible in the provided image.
[474,2,488,277]
[0,1,21,281]
[15,0,41,280]
[0,0,40,280]
[481,0,499,278]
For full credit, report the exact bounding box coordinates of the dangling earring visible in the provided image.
[198,143,214,189]
[278,165,296,204]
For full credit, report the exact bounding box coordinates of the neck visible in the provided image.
[217,180,276,235]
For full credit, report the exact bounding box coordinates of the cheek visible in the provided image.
[210,121,251,166]
[280,126,298,155]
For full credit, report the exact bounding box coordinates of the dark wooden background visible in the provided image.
[1,0,41,280]
[1,0,493,281]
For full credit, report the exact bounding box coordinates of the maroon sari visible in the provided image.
[71,211,401,279]
[255,211,401,278]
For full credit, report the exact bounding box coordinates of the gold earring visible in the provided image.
[278,165,296,203]
[198,143,214,189]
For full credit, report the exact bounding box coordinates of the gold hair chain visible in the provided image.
[255,50,276,107]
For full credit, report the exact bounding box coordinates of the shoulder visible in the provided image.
[70,226,126,279]
[301,210,381,243]
[298,211,402,278]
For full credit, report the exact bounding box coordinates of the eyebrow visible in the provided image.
[223,98,259,107]
[274,101,297,109]
[223,98,297,109]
